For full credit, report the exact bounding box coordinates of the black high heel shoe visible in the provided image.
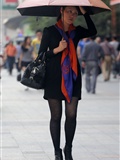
[55,148,63,160]
[63,145,73,160]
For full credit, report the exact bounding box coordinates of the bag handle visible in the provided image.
[35,52,46,62]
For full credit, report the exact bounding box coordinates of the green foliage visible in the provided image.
[25,17,56,31]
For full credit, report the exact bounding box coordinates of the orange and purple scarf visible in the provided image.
[55,19,78,103]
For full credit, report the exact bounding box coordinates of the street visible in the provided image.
[0,69,119,160]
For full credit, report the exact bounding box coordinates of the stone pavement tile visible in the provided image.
[2,148,25,159]
[11,134,40,146]
[19,145,43,153]
[92,134,117,145]
[92,126,119,142]
[100,157,119,160]
[100,159,119,160]
[74,133,100,145]
[1,133,19,148]
[85,146,118,156]
[1,158,26,160]
[74,156,100,160]
[96,154,119,160]
[23,152,51,160]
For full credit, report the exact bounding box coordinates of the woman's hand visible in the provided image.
[53,38,67,54]
[79,6,86,15]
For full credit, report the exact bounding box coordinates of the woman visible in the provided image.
[19,36,34,89]
[39,6,97,160]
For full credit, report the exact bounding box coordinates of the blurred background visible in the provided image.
[0,0,120,45]
[0,2,119,160]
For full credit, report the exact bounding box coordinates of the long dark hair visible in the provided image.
[23,36,31,47]
[22,36,31,52]
[57,6,80,21]
[57,6,66,21]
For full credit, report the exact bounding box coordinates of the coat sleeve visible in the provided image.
[38,27,55,58]
[77,13,97,39]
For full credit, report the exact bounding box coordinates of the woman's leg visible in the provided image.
[48,99,62,152]
[64,97,78,147]
[64,97,79,160]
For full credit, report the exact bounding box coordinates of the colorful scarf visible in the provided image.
[55,19,78,103]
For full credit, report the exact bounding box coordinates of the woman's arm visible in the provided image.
[38,27,67,58]
[38,27,55,58]
[77,7,97,38]
[19,52,23,69]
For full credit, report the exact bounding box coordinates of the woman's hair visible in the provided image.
[22,36,31,47]
[57,6,79,21]
[57,6,66,21]
[21,36,31,52]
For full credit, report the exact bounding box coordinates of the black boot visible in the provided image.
[55,149,63,160]
[63,145,73,160]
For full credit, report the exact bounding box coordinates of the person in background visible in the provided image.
[31,29,42,59]
[19,36,34,90]
[82,36,104,94]
[39,6,97,160]
[77,38,89,74]
[15,41,23,73]
[2,43,9,69]
[100,36,116,81]
[5,40,17,75]
[116,43,120,77]
[109,36,119,78]
[0,41,4,78]
[95,36,101,44]
[0,54,3,79]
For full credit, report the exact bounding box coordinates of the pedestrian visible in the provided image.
[38,6,97,160]
[2,43,9,69]
[0,55,3,79]
[109,36,119,78]
[100,37,116,81]
[19,36,34,90]
[77,38,89,74]
[0,41,3,78]
[15,40,23,81]
[95,36,101,44]
[31,29,42,59]
[82,36,104,94]
[115,43,120,77]
[15,41,23,73]
[5,40,17,75]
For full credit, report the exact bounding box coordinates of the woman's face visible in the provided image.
[61,6,78,25]
[26,37,31,44]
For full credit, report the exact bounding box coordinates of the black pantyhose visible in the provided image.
[64,97,78,148]
[48,97,78,152]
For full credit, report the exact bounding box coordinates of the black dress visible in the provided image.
[39,13,97,101]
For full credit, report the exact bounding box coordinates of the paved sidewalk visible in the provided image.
[0,69,119,160]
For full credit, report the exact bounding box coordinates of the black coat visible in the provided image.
[39,13,97,101]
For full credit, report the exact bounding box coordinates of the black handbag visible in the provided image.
[21,52,46,89]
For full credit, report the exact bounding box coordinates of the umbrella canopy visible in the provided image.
[17,0,110,16]
[4,16,28,30]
